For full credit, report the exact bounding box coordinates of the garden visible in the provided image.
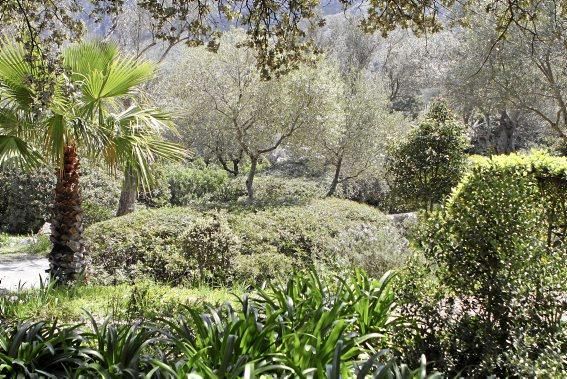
[0,1,566,378]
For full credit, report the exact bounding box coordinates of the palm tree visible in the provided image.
[0,40,185,283]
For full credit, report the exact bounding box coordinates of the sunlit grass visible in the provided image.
[0,280,241,323]
[0,233,50,256]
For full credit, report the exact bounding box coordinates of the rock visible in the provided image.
[387,212,417,226]
[37,222,52,236]
[386,212,418,238]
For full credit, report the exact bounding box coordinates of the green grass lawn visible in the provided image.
[0,280,241,324]
[0,233,239,324]
[0,233,51,256]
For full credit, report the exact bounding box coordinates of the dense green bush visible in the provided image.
[0,167,55,234]
[229,198,407,279]
[134,161,326,208]
[85,198,408,284]
[205,174,324,206]
[179,214,240,285]
[247,175,325,205]
[166,162,232,205]
[386,100,469,211]
[395,151,567,377]
[337,175,390,208]
[81,164,122,227]
[85,207,199,284]
[0,163,121,233]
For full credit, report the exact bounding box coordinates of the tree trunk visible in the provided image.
[231,159,240,176]
[49,145,86,284]
[245,156,258,200]
[495,110,516,154]
[116,167,137,216]
[218,155,240,176]
[326,157,343,197]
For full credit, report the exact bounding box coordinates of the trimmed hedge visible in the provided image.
[397,150,567,377]
[85,198,408,284]
[438,150,567,259]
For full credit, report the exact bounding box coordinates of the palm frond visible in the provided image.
[63,41,118,82]
[64,41,154,108]
[105,132,186,190]
[107,105,184,185]
[0,105,25,134]
[0,39,37,109]
[102,57,154,99]
[115,105,173,133]
[43,113,69,165]
[0,135,43,168]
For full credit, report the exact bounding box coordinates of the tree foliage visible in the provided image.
[386,100,468,211]
[305,71,406,196]
[1,0,561,84]
[446,2,567,147]
[396,151,567,376]
[157,30,341,199]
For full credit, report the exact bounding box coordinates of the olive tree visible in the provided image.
[444,5,567,152]
[157,31,342,199]
[304,71,406,196]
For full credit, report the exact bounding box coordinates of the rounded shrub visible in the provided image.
[386,100,469,211]
[85,198,408,284]
[0,166,55,234]
[179,213,240,285]
[166,162,232,205]
[85,207,198,284]
[396,151,567,377]
[228,198,407,278]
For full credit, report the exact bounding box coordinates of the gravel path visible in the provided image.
[0,254,49,291]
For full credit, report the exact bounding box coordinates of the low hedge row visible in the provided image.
[85,198,408,285]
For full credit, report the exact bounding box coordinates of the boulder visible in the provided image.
[37,222,52,236]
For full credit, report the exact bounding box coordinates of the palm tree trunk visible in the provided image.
[116,167,137,216]
[49,145,86,283]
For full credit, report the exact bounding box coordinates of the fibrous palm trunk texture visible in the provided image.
[48,145,86,283]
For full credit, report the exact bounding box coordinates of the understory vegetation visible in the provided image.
[0,271,443,378]
[0,151,565,377]
[85,198,407,285]
[1,1,567,376]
